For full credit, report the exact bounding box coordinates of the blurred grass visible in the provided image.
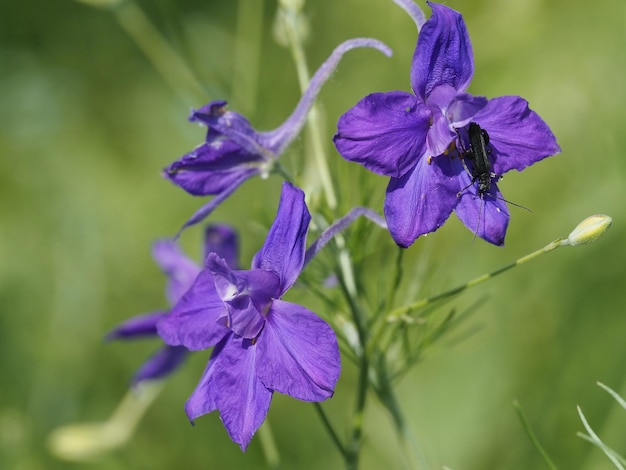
[0,0,625,469]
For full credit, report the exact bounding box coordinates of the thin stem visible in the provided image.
[258,420,281,469]
[282,8,337,209]
[387,238,568,322]
[304,207,387,266]
[232,0,264,114]
[513,400,559,470]
[338,272,369,470]
[375,357,424,469]
[113,1,206,104]
[313,402,348,459]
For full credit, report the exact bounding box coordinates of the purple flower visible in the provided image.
[333,1,560,246]
[158,182,340,451]
[164,38,392,234]
[107,225,239,385]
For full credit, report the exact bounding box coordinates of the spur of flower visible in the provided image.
[164,38,391,234]
[157,182,340,451]
[333,1,560,246]
[106,224,239,385]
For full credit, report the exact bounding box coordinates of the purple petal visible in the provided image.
[454,179,510,246]
[384,153,461,247]
[334,91,431,178]
[257,300,340,401]
[252,182,310,294]
[203,224,240,269]
[151,240,201,305]
[132,346,189,385]
[164,140,262,196]
[447,92,488,127]
[412,3,474,100]
[157,270,229,350]
[473,96,561,175]
[188,100,228,124]
[206,254,280,339]
[185,334,229,422]
[106,311,166,340]
[186,334,273,451]
[427,110,456,157]
[175,172,253,236]
[189,101,269,157]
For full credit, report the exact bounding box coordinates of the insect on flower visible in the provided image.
[456,122,530,241]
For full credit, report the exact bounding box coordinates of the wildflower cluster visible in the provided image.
[108,0,564,463]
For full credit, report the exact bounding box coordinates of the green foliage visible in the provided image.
[1,0,625,468]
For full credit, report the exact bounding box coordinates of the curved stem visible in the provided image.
[313,402,348,459]
[387,238,567,322]
[113,1,206,104]
[375,357,424,469]
[304,207,387,266]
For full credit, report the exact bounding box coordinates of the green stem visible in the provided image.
[375,357,424,470]
[281,4,337,209]
[513,401,559,470]
[387,238,567,322]
[313,402,348,459]
[113,1,206,104]
[258,420,281,469]
[339,274,369,470]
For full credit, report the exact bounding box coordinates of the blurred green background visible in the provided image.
[1,0,625,468]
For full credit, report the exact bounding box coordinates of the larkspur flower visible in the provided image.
[164,38,392,234]
[158,182,340,451]
[333,1,560,246]
[107,224,239,385]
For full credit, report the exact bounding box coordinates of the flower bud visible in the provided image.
[567,214,612,246]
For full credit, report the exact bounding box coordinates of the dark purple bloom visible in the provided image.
[333,1,560,246]
[164,38,392,234]
[107,225,239,385]
[158,182,340,451]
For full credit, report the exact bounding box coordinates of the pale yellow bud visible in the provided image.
[567,214,613,246]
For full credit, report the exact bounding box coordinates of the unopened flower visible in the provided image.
[158,182,340,451]
[334,1,560,246]
[567,214,612,246]
[165,38,392,233]
[107,225,239,385]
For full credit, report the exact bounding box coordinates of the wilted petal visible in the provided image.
[411,3,474,100]
[473,95,560,175]
[105,311,166,340]
[252,183,310,294]
[454,179,510,246]
[203,224,240,269]
[151,240,201,305]
[384,153,460,247]
[157,270,229,350]
[257,300,340,401]
[133,346,188,385]
[334,91,431,178]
